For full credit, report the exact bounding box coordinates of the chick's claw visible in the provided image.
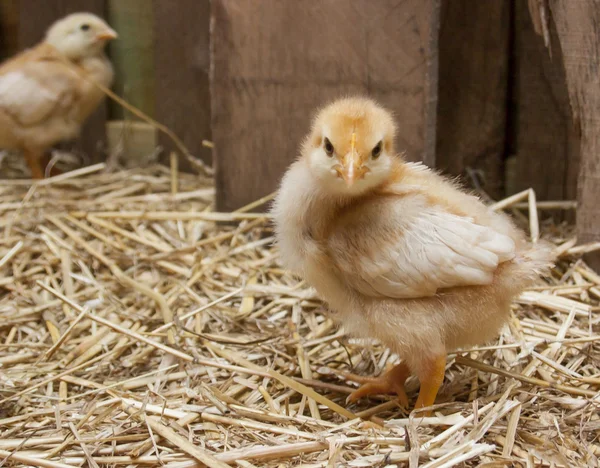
[345,363,410,407]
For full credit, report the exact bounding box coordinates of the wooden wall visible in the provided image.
[211,0,441,211]
[548,0,600,267]
[0,0,597,251]
[0,0,582,202]
[153,0,212,169]
[511,0,579,202]
[436,0,511,200]
[107,0,155,119]
[0,0,19,61]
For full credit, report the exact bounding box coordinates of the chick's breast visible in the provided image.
[273,161,357,311]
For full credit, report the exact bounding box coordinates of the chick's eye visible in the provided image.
[323,138,334,157]
[80,24,90,31]
[371,141,383,159]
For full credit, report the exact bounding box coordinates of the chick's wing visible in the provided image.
[327,196,516,299]
[0,54,80,127]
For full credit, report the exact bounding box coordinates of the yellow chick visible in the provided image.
[0,13,117,179]
[273,97,553,414]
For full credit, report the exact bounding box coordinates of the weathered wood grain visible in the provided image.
[17,0,109,163]
[153,0,212,170]
[549,0,600,269]
[211,0,440,211]
[511,0,579,202]
[436,0,510,199]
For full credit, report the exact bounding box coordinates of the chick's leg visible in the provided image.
[414,354,447,416]
[345,362,410,407]
[23,149,44,179]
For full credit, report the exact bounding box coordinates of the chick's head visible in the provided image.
[303,97,397,196]
[45,13,117,60]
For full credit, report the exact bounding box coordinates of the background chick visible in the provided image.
[273,97,554,414]
[0,12,116,179]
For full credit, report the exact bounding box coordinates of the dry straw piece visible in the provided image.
[0,164,599,467]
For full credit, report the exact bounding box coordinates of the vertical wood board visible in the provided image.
[153,0,212,169]
[511,0,579,203]
[107,0,155,120]
[0,0,19,61]
[211,0,440,211]
[549,0,600,269]
[436,0,510,199]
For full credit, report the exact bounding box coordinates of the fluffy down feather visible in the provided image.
[273,96,554,412]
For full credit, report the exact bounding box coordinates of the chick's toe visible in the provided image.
[345,362,410,408]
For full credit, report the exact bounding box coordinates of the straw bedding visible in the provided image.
[0,163,598,467]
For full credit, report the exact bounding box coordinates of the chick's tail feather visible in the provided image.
[497,240,555,294]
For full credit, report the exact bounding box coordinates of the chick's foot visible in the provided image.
[23,150,44,179]
[414,354,447,417]
[345,362,410,407]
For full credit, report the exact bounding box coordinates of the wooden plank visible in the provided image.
[548,0,600,269]
[436,0,510,199]
[211,0,440,211]
[153,0,212,170]
[0,0,19,61]
[107,0,155,119]
[511,0,579,202]
[17,0,109,163]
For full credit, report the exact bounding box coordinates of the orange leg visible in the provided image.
[23,149,44,179]
[345,362,410,407]
[414,354,447,416]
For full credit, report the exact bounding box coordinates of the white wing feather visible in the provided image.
[330,207,516,299]
[0,64,77,126]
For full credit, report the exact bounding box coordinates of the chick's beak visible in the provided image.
[334,132,369,187]
[96,28,118,41]
[339,151,361,187]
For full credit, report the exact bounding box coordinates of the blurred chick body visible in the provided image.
[273,97,553,412]
[0,13,116,178]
